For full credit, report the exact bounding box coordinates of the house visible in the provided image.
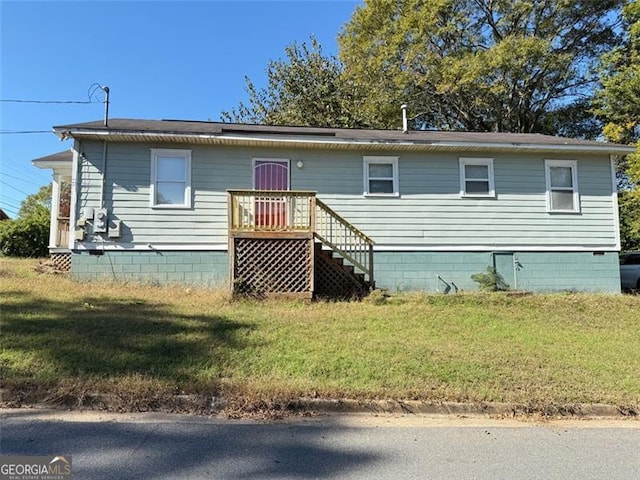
[0,208,10,221]
[33,118,634,296]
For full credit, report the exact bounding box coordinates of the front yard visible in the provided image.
[1,258,639,411]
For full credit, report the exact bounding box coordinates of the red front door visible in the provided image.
[253,160,289,229]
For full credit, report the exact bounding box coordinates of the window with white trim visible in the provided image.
[150,149,192,208]
[459,158,495,197]
[363,156,399,196]
[545,160,579,213]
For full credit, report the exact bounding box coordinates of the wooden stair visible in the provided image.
[314,243,371,299]
[228,190,375,299]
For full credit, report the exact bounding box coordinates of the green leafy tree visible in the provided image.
[18,184,52,218]
[338,0,624,133]
[594,0,640,250]
[0,208,49,257]
[619,189,640,251]
[0,183,70,258]
[221,37,361,128]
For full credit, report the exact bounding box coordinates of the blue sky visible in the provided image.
[0,0,359,218]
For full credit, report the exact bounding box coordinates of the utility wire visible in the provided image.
[1,205,18,217]
[0,171,46,186]
[0,194,21,205]
[1,83,107,105]
[0,194,20,205]
[0,130,52,134]
[0,99,95,104]
[0,180,31,196]
[0,202,20,213]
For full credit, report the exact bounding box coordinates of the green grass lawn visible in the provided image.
[1,257,639,409]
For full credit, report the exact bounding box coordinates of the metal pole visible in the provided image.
[102,86,110,127]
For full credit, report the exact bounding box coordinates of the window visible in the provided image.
[150,149,191,208]
[363,156,399,196]
[545,160,579,213]
[459,158,495,197]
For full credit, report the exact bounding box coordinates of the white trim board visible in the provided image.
[73,242,619,253]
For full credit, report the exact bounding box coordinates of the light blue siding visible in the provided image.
[75,141,616,249]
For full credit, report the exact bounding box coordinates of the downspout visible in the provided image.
[99,86,110,209]
[100,140,108,209]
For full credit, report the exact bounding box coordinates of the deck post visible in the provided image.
[369,243,375,290]
[309,196,317,296]
[227,191,235,293]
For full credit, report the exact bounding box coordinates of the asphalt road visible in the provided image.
[1,410,639,479]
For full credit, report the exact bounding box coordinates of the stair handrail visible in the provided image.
[314,198,375,287]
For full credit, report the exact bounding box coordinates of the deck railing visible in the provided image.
[228,190,315,232]
[314,199,374,284]
[228,190,374,285]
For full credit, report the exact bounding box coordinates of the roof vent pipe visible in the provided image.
[401,103,408,133]
[101,86,110,127]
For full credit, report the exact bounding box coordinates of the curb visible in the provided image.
[1,389,637,418]
[288,399,637,418]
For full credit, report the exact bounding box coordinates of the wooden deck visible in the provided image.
[228,190,374,298]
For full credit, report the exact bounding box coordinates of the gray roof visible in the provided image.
[52,118,635,155]
[32,150,73,163]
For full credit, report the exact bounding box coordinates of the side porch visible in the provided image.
[228,190,375,299]
[32,151,73,271]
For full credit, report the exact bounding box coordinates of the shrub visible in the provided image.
[0,211,50,257]
[471,266,510,292]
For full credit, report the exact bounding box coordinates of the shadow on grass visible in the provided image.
[1,290,254,394]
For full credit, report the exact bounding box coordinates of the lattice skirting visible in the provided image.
[315,251,366,299]
[50,252,71,271]
[233,238,312,294]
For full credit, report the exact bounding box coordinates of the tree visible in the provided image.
[221,37,361,128]
[19,184,52,218]
[619,189,640,251]
[594,0,640,250]
[18,183,71,219]
[338,0,623,133]
[0,183,70,258]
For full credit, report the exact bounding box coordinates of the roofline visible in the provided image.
[33,159,72,169]
[53,126,636,156]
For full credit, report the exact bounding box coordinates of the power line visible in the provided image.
[0,203,19,215]
[0,171,47,187]
[0,180,31,196]
[0,157,37,178]
[0,99,95,104]
[0,194,21,204]
[0,194,20,205]
[0,201,20,212]
[0,130,52,134]
[1,83,108,106]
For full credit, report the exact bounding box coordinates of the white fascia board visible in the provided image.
[32,160,72,173]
